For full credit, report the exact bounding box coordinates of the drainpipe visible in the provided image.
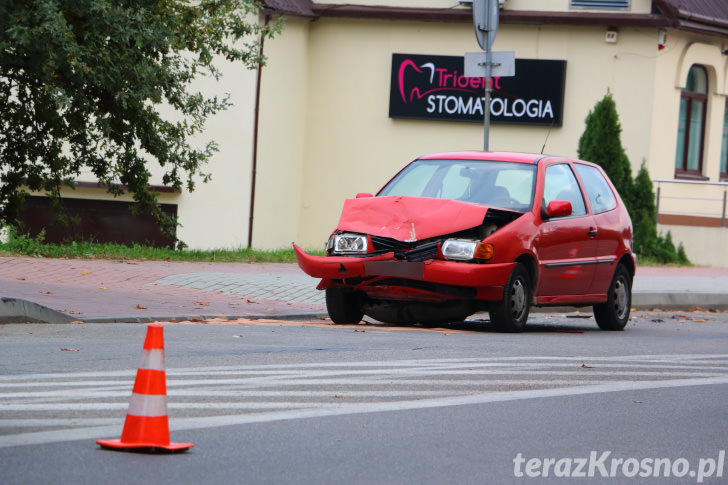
[248,14,270,248]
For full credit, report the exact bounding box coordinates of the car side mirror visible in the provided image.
[545,200,572,219]
[356,192,373,198]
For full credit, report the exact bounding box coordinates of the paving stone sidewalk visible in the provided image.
[1,256,728,323]
[0,257,324,323]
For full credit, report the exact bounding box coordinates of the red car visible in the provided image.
[294,151,635,332]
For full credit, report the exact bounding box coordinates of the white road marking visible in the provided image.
[2,354,727,448]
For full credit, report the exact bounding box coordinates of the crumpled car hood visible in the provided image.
[335,196,491,242]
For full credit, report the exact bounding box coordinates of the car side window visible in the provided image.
[543,164,587,217]
[574,164,618,214]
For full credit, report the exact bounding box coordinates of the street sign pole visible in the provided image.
[484,49,492,150]
[472,0,499,151]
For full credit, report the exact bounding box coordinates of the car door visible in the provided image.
[573,162,623,295]
[534,162,598,299]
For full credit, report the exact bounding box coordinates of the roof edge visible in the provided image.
[262,1,726,36]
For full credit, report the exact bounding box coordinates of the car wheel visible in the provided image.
[488,263,531,333]
[593,264,631,331]
[325,287,364,324]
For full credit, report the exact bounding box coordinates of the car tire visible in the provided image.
[325,287,364,324]
[593,264,631,331]
[488,263,531,333]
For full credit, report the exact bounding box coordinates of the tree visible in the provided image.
[0,0,281,242]
[577,91,634,212]
[577,93,688,264]
[631,162,658,256]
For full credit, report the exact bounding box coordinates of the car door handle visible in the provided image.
[588,228,598,236]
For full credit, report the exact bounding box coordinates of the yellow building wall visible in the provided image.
[269,16,660,249]
[52,1,727,265]
[252,17,311,249]
[174,55,259,249]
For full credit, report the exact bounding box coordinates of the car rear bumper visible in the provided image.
[293,243,515,300]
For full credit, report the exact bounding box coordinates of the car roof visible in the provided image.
[417,151,551,164]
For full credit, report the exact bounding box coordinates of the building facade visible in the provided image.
[26,0,728,266]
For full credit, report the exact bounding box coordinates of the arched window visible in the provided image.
[675,65,708,177]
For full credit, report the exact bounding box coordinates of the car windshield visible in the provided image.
[377,159,537,212]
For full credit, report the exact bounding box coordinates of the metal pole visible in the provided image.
[483,49,492,151]
[655,184,661,221]
[721,188,726,228]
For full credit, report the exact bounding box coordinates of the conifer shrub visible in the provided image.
[577,93,689,264]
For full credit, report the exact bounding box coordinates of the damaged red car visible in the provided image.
[294,151,635,332]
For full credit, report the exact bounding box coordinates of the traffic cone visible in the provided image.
[97,324,193,453]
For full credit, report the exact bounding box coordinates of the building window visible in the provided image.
[675,65,708,178]
[721,99,728,180]
[570,0,630,10]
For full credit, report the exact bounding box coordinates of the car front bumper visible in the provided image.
[293,243,515,301]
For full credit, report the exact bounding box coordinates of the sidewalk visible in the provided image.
[1,256,727,323]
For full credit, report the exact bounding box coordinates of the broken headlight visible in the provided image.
[441,239,494,261]
[328,233,368,254]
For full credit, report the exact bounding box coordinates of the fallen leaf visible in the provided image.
[16,277,25,280]
[81,269,91,275]
[60,348,79,352]
[194,301,210,306]
[136,304,147,310]
[38,290,52,295]
[72,321,84,324]
[633,400,643,404]
[99,286,108,290]
[581,363,593,368]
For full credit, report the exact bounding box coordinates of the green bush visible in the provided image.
[578,93,689,265]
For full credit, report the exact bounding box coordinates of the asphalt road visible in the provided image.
[2,311,728,484]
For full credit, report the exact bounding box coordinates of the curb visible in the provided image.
[0,300,328,324]
[629,293,728,311]
[0,298,77,324]
[1,295,726,324]
[79,312,329,324]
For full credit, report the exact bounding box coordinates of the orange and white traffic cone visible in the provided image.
[97,324,193,453]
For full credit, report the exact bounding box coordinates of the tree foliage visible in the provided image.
[0,0,281,241]
[577,92,689,264]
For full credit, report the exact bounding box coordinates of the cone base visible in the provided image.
[97,438,193,453]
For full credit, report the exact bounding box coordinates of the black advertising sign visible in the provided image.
[389,53,566,126]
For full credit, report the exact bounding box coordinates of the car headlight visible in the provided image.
[328,233,368,254]
[441,239,494,261]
